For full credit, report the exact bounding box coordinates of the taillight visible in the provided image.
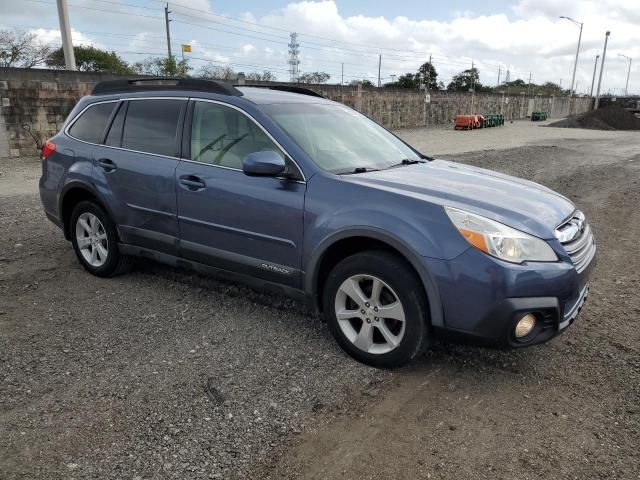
[41,140,56,161]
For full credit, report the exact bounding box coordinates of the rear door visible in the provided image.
[92,98,186,255]
[175,99,306,288]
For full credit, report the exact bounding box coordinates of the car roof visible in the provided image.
[236,86,336,105]
[89,78,335,106]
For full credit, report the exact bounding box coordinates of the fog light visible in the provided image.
[514,313,536,338]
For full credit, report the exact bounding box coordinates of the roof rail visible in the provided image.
[240,84,325,98]
[92,77,243,96]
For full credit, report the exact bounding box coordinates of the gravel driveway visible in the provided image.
[1,121,639,479]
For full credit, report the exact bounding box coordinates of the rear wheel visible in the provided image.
[322,251,430,368]
[70,200,132,277]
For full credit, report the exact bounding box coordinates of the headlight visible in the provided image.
[444,206,557,263]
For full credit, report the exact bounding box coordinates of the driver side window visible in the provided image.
[190,101,283,170]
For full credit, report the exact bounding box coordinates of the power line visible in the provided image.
[25,0,164,19]
[21,0,509,74]
[9,3,566,88]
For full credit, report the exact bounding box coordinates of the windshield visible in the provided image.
[262,103,421,173]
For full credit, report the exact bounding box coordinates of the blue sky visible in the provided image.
[1,0,638,94]
[219,0,510,22]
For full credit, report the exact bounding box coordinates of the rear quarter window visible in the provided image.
[68,102,117,143]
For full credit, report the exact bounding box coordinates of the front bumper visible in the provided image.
[425,243,595,348]
[559,284,588,331]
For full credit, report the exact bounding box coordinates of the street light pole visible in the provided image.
[560,16,583,98]
[618,54,632,96]
[595,31,611,109]
[590,55,599,96]
[560,16,583,115]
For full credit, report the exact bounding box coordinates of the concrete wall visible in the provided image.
[0,68,594,158]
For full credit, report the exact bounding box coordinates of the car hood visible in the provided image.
[344,159,575,239]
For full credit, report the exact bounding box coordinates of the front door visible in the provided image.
[176,100,306,288]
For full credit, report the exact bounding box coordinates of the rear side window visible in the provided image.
[68,102,117,143]
[122,99,183,157]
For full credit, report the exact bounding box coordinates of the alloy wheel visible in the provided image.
[334,274,406,355]
[75,212,108,267]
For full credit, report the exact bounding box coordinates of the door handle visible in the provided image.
[179,175,206,191]
[97,158,117,172]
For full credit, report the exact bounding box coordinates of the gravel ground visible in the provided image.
[1,122,639,479]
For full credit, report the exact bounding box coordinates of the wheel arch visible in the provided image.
[305,228,444,328]
[59,181,114,241]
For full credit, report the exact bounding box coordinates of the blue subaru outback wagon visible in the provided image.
[39,78,595,367]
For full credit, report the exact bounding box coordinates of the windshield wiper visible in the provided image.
[337,167,381,175]
[386,158,427,169]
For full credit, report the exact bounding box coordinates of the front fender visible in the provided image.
[304,227,446,328]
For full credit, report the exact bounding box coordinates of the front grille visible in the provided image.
[555,210,596,274]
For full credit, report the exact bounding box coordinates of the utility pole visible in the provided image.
[471,60,475,113]
[341,63,344,86]
[497,65,501,87]
[527,72,532,95]
[164,3,172,60]
[377,54,381,87]
[471,60,475,92]
[590,55,600,96]
[56,0,76,70]
[595,31,610,109]
[425,54,432,91]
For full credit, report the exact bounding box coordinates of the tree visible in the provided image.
[298,71,330,84]
[385,72,420,89]
[132,56,191,77]
[197,63,236,80]
[47,45,133,74]
[385,62,439,89]
[417,61,438,90]
[349,79,374,87]
[531,81,567,96]
[447,67,481,92]
[0,29,52,68]
[245,70,277,82]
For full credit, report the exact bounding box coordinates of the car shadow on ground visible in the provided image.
[132,255,546,382]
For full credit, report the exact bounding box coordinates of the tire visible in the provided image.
[70,200,133,277]
[322,250,430,368]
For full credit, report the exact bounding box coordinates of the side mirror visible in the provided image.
[242,151,286,177]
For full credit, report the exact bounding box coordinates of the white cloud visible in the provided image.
[1,0,638,93]
[249,0,639,93]
[241,44,256,55]
[31,28,104,50]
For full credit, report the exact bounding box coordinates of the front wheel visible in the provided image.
[322,251,430,368]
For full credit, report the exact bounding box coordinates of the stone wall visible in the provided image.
[0,68,594,158]
[314,85,592,130]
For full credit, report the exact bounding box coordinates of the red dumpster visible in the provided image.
[454,115,474,130]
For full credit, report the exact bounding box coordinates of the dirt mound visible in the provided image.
[549,104,640,130]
